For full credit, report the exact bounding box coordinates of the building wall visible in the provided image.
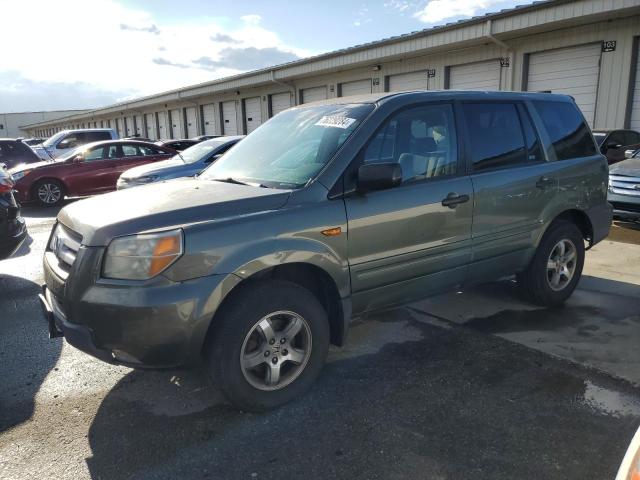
[0,110,87,138]
[24,6,640,137]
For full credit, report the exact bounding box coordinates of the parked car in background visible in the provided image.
[31,129,118,161]
[191,135,221,141]
[10,140,175,207]
[20,137,46,146]
[592,129,640,165]
[0,165,27,260]
[155,139,198,151]
[41,91,611,411]
[0,138,42,169]
[117,135,244,189]
[608,155,640,221]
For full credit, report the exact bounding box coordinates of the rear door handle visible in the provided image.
[441,193,470,208]
[536,176,554,189]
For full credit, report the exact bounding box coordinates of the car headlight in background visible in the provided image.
[12,169,33,181]
[134,175,158,184]
[102,229,183,280]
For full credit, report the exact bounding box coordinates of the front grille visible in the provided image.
[609,174,640,197]
[50,223,82,271]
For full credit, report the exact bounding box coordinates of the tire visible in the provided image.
[518,220,585,307]
[205,279,330,412]
[33,179,65,207]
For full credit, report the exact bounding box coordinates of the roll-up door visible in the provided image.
[202,104,216,135]
[388,71,429,92]
[300,86,327,103]
[115,118,124,138]
[270,92,292,117]
[339,79,372,97]
[134,115,143,136]
[221,101,238,135]
[157,112,168,139]
[526,44,602,126]
[244,97,262,133]
[169,109,181,138]
[630,47,640,130]
[185,107,197,138]
[125,116,134,137]
[449,60,501,91]
[145,113,157,140]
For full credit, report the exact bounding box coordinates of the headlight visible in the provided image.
[102,229,183,280]
[12,169,33,181]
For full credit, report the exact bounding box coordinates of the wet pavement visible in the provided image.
[1,206,639,479]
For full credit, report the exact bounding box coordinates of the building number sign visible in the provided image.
[602,41,616,52]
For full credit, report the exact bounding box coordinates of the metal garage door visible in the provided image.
[244,97,262,134]
[202,104,216,135]
[270,92,292,117]
[169,109,181,138]
[631,49,640,130]
[222,101,238,135]
[526,44,601,126]
[115,118,124,138]
[300,86,327,103]
[388,71,429,92]
[157,112,168,139]
[126,116,135,137]
[450,60,501,91]
[145,113,157,140]
[339,79,372,97]
[134,115,143,136]
[185,107,197,138]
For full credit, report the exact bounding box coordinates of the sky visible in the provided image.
[0,0,526,112]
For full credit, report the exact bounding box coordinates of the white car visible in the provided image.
[32,129,118,160]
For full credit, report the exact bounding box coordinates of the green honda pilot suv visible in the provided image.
[41,91,612,411]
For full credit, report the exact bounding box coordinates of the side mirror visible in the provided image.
[356,162,402,193]
[71,154,84,163]
[603,142,622,153]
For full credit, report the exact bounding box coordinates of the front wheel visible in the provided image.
[33,179,65,207]
[206,280,330,412]
[518,220,585,306]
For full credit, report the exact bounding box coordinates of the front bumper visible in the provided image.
[608,192,640,220]
[42,247,237,368]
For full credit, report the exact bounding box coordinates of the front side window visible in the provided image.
[362,104,458,183]
[462,103,527,171]
[84,146,106,161]
[200,103,373,188]
[533,100,597,160]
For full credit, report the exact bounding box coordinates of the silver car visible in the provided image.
[608,154,640,220]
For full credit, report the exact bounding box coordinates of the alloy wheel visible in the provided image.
[240,311,312,391]
[546,239,577,291]
[37,183,62,205]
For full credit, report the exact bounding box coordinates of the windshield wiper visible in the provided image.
[212,177,252,186]
[211,177,269,188]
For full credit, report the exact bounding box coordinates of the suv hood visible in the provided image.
[122,158,188,179]
[610,158,640,176]
[58,179,291,246]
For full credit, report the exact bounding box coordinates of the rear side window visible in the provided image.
[462,103,527,171]
[122,144,140,157]
[532,101,597,160]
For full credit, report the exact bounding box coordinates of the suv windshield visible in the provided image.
[42,132,66,148]
[179,139,229,164]
[199,103,374,188]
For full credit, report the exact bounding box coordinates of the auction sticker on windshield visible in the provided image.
[315,116,357,129]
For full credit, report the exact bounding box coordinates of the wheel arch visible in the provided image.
[200,261,349,359]
[548,208,594,247]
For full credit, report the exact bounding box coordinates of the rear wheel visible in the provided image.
[518,220,585,306]
[34,179,65,207]
[205,280,330,412]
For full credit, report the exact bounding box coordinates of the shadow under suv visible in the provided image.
[40,91,612,411]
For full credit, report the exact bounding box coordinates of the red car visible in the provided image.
[10,140,176,207]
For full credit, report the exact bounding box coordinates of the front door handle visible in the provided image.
[441,192,470,208]
[536,176,554,189]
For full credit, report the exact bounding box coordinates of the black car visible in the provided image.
[154,139,199,151]
[0,138,42,169]
[0,165,27,259]
[592,129,640,165]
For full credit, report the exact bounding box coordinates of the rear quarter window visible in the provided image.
[533,101,597,160]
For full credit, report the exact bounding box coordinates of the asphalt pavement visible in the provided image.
[1,204,639,480]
